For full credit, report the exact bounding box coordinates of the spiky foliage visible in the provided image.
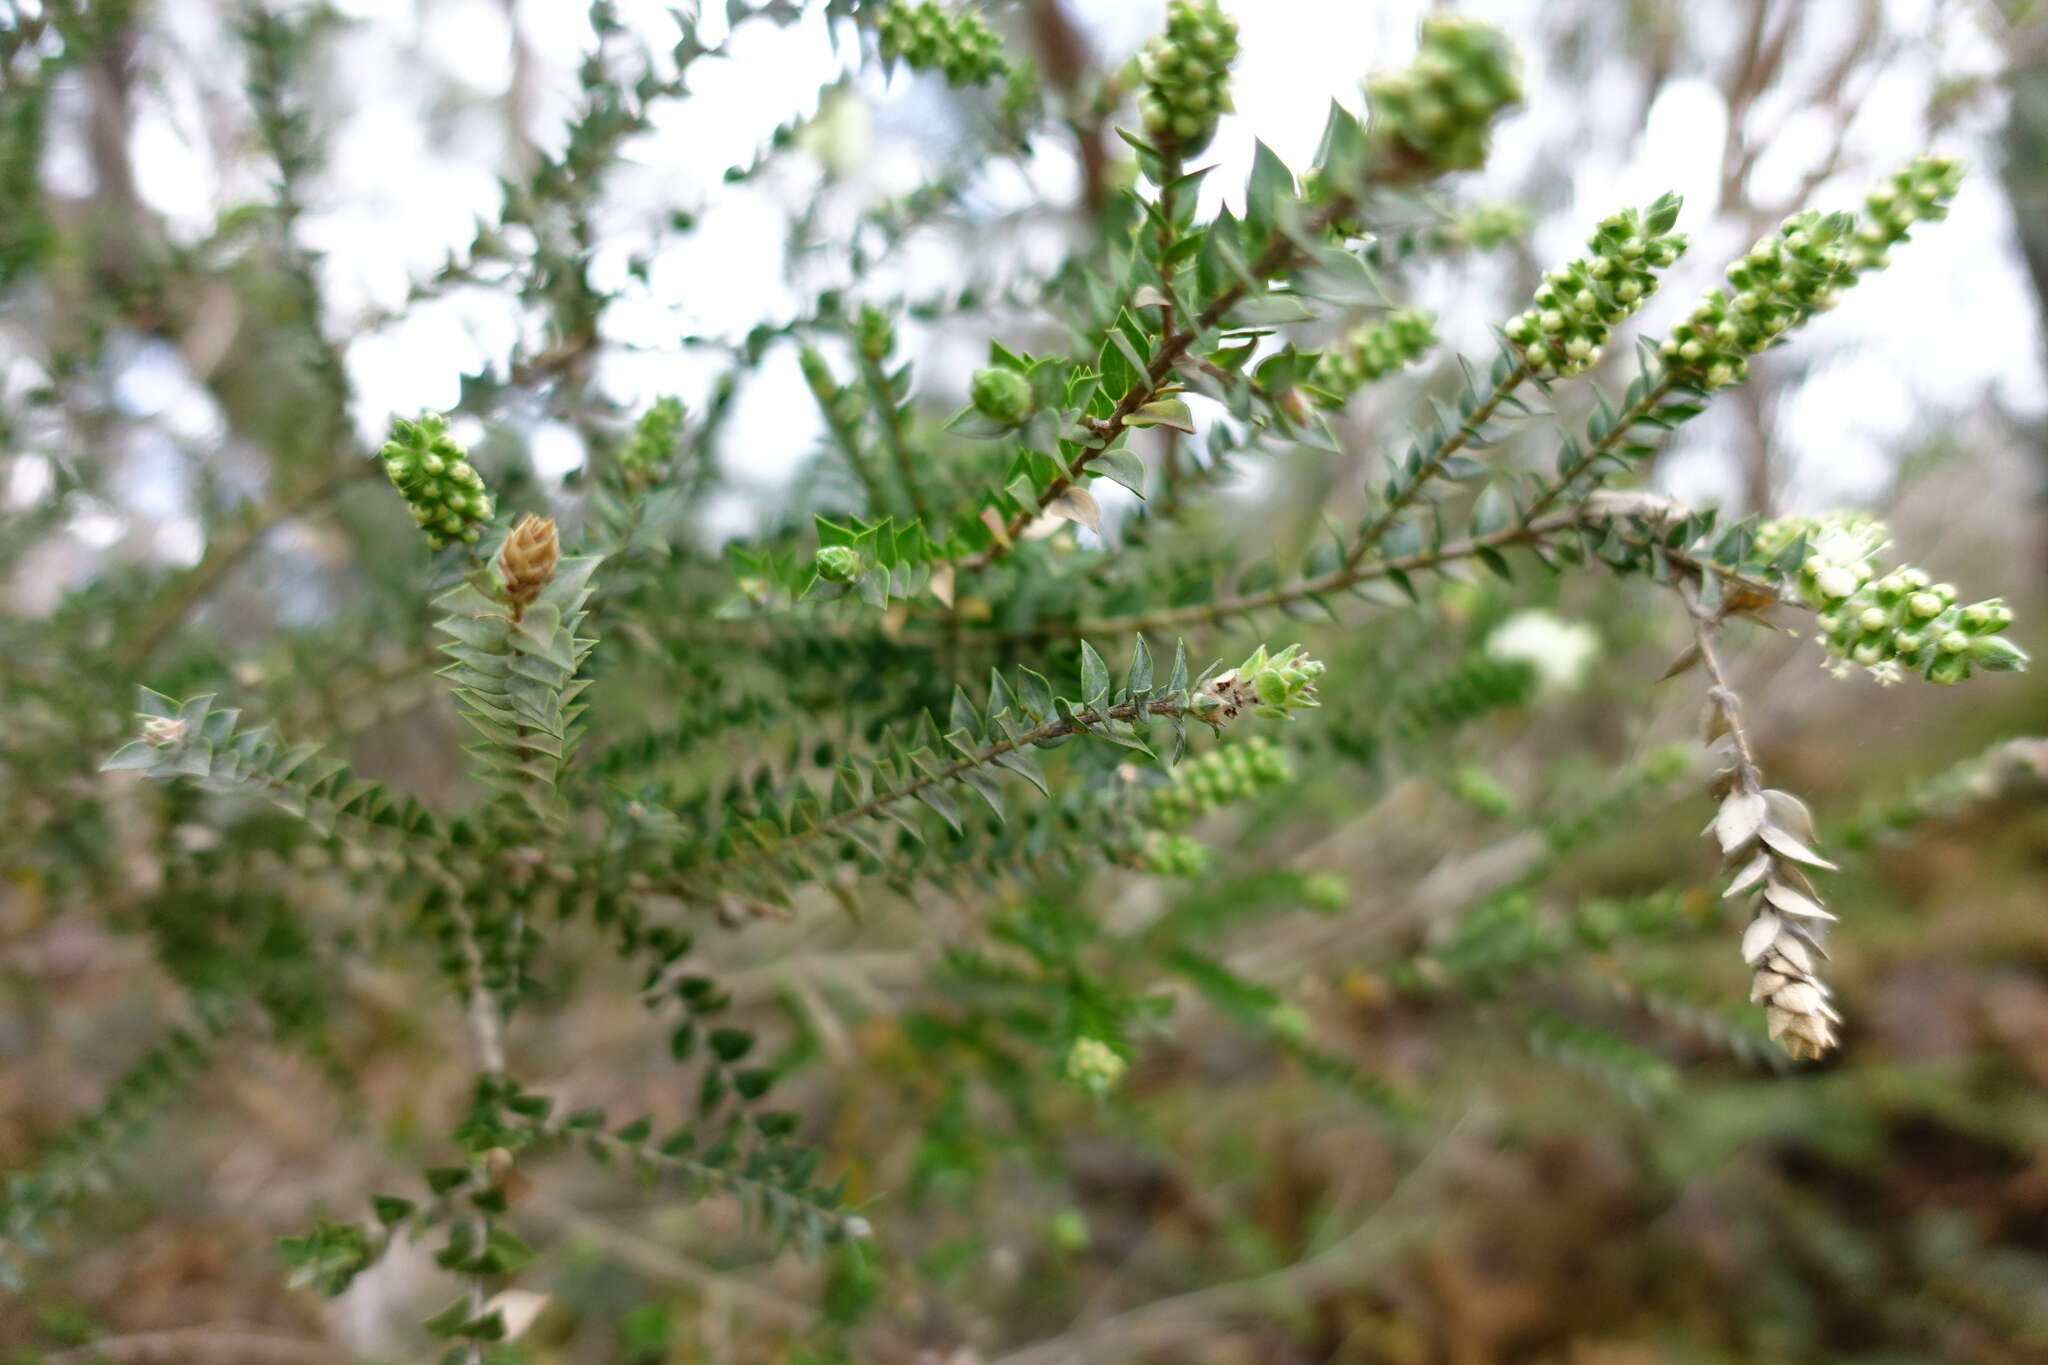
[0,4,2035,1359]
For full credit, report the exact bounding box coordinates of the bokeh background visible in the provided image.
[5,0,2048,1361]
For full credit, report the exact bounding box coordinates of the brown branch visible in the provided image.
[1682,578,1763,790]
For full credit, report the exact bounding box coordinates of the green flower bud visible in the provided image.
[1927,654,1970,685]
[855,304,894,361]
[1971,635,2031,671]
[814,544,863,584]
[969,366,1034,425]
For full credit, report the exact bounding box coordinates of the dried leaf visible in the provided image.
[1765,882,1837,921]
[1020,514,1068,541]
[1045,485,1102,532]
[1724,852,1770,898]
[1759,825,1839,871]
[1761,788,1816,841]
[1715,789,1767,854]
[1741,911,1782,964]
[1658,644,1703,682]
[928,562,955,608]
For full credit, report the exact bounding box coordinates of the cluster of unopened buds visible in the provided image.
[379,412,493,549]
[1365,16,1521,177]
[1449,201,1532,249]
[1310,308,1436,405]
[875,1,1007,87]
[618,396,683,482]
[1137,0,1239,153]
[1151,734,1293,827]
[1660,212,1852,391]
[1762,514,2028,685]
[1201,645,1324,723]
[1848,154,1963,273]
[1662,155,1961,392]
[1504,198,1687,378]
[1062,1036,1127,1096]
[855,303,895,362]
[1141,830,1211,877]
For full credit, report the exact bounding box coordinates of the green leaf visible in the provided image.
[1078,642,1111,707]
[1090,448,1147,496]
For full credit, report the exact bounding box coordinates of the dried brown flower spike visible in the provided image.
[496,514,559,618]
[1686,580,1844,1061]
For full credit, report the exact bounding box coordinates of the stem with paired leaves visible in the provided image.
[669,690,1236,886]
[1344,358,1531,570]
[958,201,1352,572]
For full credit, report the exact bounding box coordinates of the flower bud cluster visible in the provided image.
[1659,211,1854,391]
[855,304,895,362]
[1141,830,1212,877]
[876,2,1008,88]
[379,412,493,549]
[619,396,683,481]
[969,365,1034,426]
[1503,202,1686,378]
[1450,201,1531,249]
[1847,154,1962,274]
[1151,734,1292,828]
[1062,1036,1127,1095]
[1763,513,2028,685]
[1310,308,1436,405]
[1203,643,1325,722]
[1137,0,1240,154]
[1366,17,1521,178]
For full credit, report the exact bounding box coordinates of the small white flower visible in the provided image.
[1866,660,1904,686]
[1813,566,1860,602]
[1485,610,1600,694]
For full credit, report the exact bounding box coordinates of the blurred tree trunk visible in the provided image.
[1998,38,2048,583]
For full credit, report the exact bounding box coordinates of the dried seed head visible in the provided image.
[497,514,559,615]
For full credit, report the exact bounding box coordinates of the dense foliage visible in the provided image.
[2,2,2043,1361]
